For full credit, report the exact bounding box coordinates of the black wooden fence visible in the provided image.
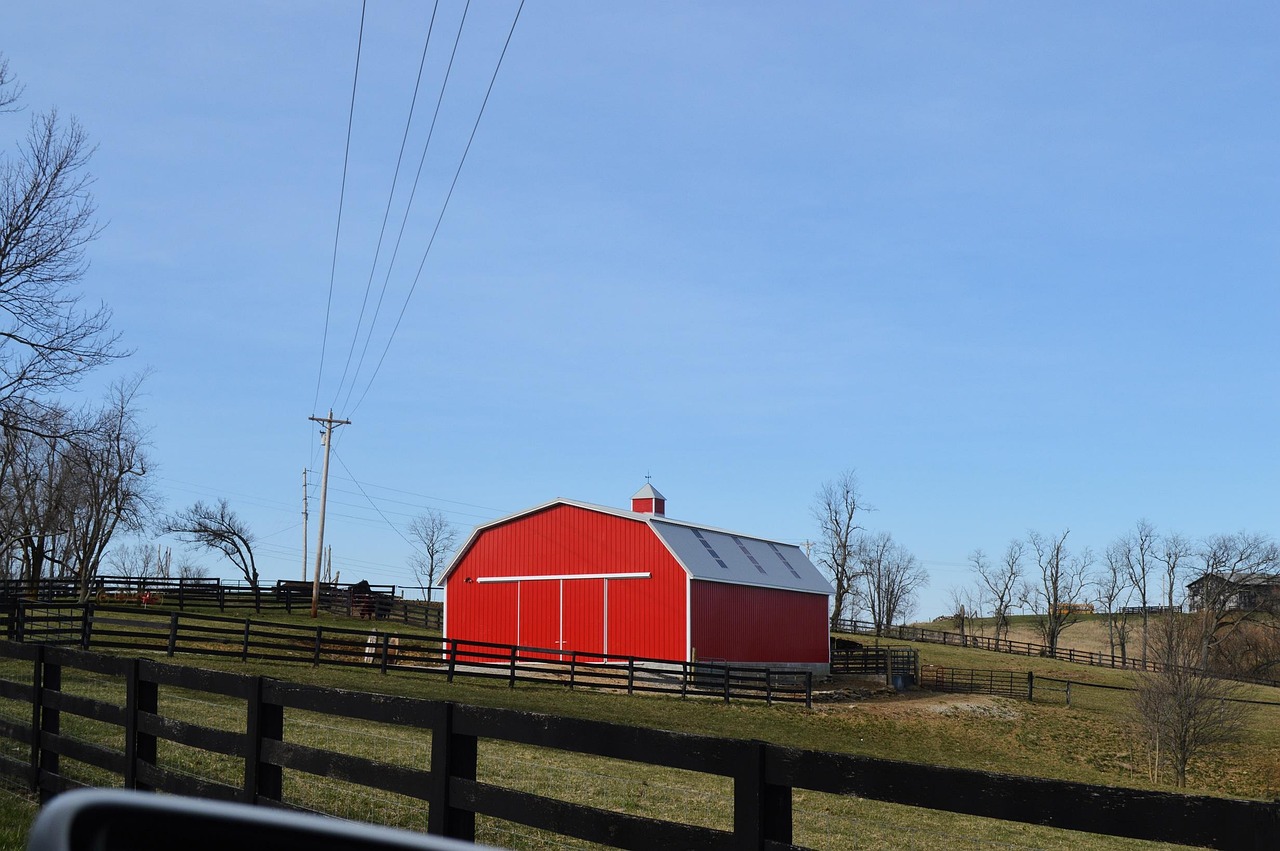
[838,618,1280,691]
[918,666,1030,700]
[829,646,919,685]
[0,643,1275,850]
[834,618,1172,673]
[0,577,442,626]
[4,602,815,707]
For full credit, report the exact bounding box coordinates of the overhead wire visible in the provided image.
[331,1,443,411]
[313,0,368,416]
[337,0,476,414]
[332,447,421,551]
[348,0,525,416]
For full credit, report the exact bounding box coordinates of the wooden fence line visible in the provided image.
[922,666,1280,709]
[0,643,1275,850]
[834,618,1280,689]
[0,577,442,626]
[4,602,814,708]
[834,618,1168,672]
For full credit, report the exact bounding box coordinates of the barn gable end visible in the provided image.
[443,490,832,672]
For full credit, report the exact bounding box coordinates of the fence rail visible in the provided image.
[4,601,813,707]
[835,618,1280,690]
[0,643,1274,850]
[830,646,919,684]
[918,666,1030,699]
[834,618,1170,672]
[0,577,442,627]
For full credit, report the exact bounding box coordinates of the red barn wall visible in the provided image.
[689,581,829,666]
[445,504,687,661]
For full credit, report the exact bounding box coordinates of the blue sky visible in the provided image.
[5,2,1278,618]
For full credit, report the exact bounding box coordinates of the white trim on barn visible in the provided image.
[476,571,651,584]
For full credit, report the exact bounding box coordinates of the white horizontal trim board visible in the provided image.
[476,572,651,584]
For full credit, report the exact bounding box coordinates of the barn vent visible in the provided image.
[631,483,666,516]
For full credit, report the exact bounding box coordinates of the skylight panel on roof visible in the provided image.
[691,528,730,570]
[767,542,803,579]
[731,536,768,575]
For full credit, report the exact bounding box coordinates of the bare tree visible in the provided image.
[176,560,209,580]
[1154,533,1193,667]
[0,58,25,113]
[1099,540,1134,661]
[812,470,868,629]
[1113,519,1159,664]
[855,531,927,634]
[970,541,1022,641]
[163,500,260,609]
[1131,614,1250,788]
[106,541,160,580]
[0,57,125,433]
[407,508,457,603]
[61,374,155,600]
[0,400,77,590]
[947,585,979,639]
[1023,529,1092,654]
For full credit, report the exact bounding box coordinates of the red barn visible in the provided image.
[441,485,832,673]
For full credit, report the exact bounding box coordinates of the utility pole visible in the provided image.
[302,468,309,582]
[309,410,350,617]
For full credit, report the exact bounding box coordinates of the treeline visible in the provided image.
[956,522,1280,683]
[0,382,154,601]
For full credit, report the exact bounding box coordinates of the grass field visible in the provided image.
[0,608,1276,850]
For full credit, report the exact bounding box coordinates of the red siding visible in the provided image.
[445,504,687,661]
[689,581,829,665]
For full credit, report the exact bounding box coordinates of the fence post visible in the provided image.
[380,633,390,675]
[313,628,322,666]
[218,587,225,612]
[805,671,813,710]
[35,647,59,802]
[178,578,184,611]
[627,658,635,696]
[734,740,792,848]
[284,590,291,615]
[447,640,457,683]
[1065,681,1072,708]
[241,620,251,662]
[723,666,731,704]
[1027,671,1035,702]
[16,603,25,643]
[508,646,518,688]
[80,603,92,651]
[244,676,283,805]
[28,645,44,795]
[428,702,476,841]
[125,659,158,790]
[167,613,178,657]
[681,662,688,699]
[765,670,772,706]
[569,652,577,690]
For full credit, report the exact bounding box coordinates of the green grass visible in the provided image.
[2,614,1277,849]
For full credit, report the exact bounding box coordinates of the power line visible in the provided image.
[331,447,420,551]
[331,1,443,411]
[338,0,475,414]
[349,0,525,416]
[313,0,368,416]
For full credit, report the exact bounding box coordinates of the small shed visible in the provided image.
[441,485,832,673]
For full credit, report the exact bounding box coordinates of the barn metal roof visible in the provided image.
[442,498,833,597]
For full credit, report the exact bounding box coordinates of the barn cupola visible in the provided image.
[631,483,666,516]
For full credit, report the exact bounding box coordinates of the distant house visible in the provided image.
[1186,572,1280,612]
[441,484,833,673]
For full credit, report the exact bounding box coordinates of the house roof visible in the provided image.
[442,498,833,596]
